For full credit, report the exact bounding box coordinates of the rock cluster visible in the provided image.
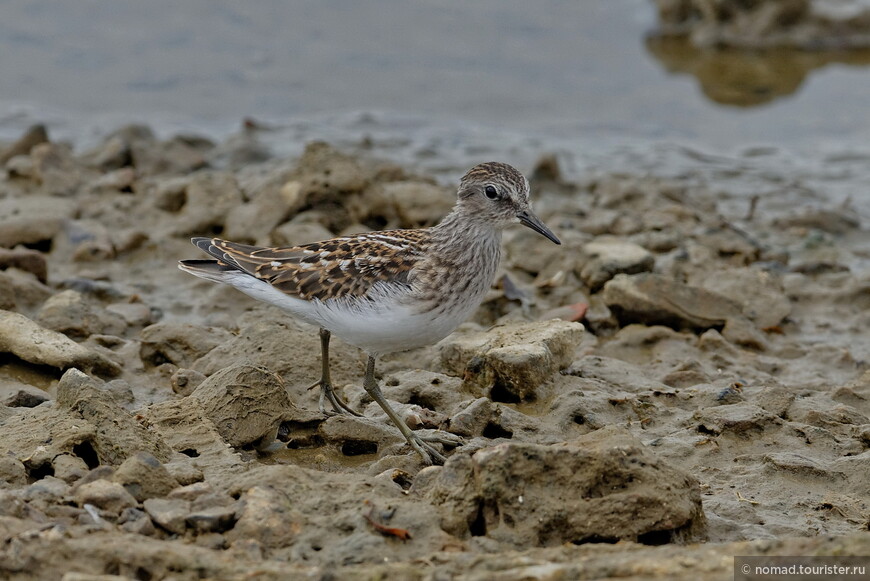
[1,125,868,579]
[652,0,870,49]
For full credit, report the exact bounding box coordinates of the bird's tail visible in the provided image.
[177,259,239,283]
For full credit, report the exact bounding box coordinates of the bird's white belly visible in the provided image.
[219,272,476,355]
[312,295,475,355]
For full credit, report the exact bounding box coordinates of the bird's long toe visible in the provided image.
[318,382,362,417]
[405,432,448,465]
[418,430,464,447]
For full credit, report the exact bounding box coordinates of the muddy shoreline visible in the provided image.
[1,125,868,580]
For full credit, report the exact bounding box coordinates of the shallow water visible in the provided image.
[1,0,868,150]
[1,2,868,267]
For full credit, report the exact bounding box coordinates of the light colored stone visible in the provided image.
[55,369,173,464]
[694,267,791,329]
[74,480,137,514]
[0,196,76,248]
[37,290,127,338]
[579,236,655,291]
[421,427,705,546]
[113,452,180,502]
[0,381,49,408]
[139,322,230,368]
[143,498,191,535]
[189,364,297,449]
[0,310,120,377]
[0,456,27,487]
[440,320,585,401]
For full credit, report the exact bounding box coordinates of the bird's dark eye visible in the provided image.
[484,185,499,200]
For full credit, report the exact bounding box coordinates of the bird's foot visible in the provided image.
[404,430,463,465]
[308,379,362,417]
[406,431,448,466]
[417,430,465,448]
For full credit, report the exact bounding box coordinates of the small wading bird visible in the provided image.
[179,162,560,465]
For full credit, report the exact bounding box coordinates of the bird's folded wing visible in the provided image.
[193,231,430,301]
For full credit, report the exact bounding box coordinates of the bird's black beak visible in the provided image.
[517,210,561,245]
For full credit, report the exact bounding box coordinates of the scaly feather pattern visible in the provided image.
[192,230,431,302]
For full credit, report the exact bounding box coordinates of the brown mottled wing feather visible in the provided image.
[196,231,430,301]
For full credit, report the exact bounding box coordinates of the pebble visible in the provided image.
[139,322,231,368]
[113,452,181,502]
[440,320,585,401]
[0,381,50,408]
[189,364,298,449]
[421,427,704,545]
[0,311,121,377]
[0,247,48,283]
[578,236,655,291]
[143,498,191,535]
[74,480,138,514]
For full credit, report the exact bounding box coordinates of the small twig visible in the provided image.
[364,501,412,541]
[745,195,760,221]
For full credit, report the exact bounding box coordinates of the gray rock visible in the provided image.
[87,166,136,193]
[223,186,296,244]
[36,290,127,338]
[104,302,156,328]
[694,402,780,435]
[293,141,369,201]
[170,368,206,397]
[0,381,50,408]
[129,131,208,176]
[421,427,705,546]
[448,398,494,437]
[0,196,76,248]
[74,480,137,514]
[191,316,360,409]
[603,273,768,348]
[603,273,740,329]
[774,208,861,234]
[139,322,230,368]
[0,124,48,165]
[163,461,205,488]
[352,181,454,228]
[52,454,89,484]
[0,247,48,283]
[186,503,238,533]
[189,364,297,449]
[763,452,835,478]
[0,455,27,487]
[754,386,796,418]
[25,476,70,508]
[158,171,243,236]
[270,221,334,247]
[440,320,585,401]
[319,415,404,457]
[225,485,296,549]
[118,507,157,536]
[578,236,655,291]
[380,370,466,414]
[693,267,791,329]
[82,133,131,171]
[167,482,214,502]
[31,142,95,196]
[62,220,116,263]
[0,310,121,377]
[139,398,241,474]
[113,452,181,502]
[0,269,53,315]
[4,154,34,178]
[143,497,191,535]
[55,369,173,464]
